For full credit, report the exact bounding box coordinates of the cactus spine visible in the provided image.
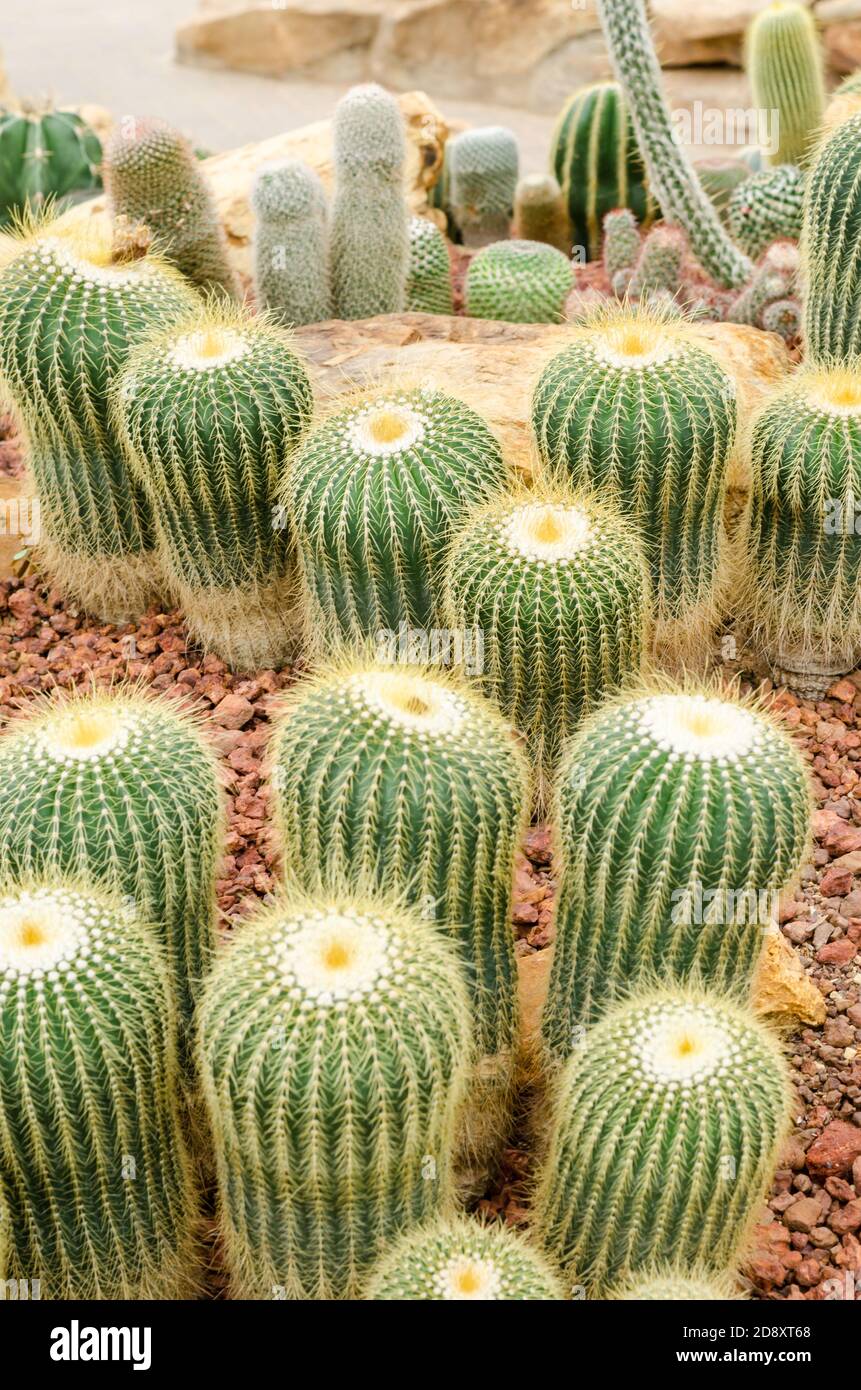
[443,482,650,789]
[284,385,508,650]
[447,126,519,249]
[105,117,239,299]
[197,885,472,1300]
[801,113,861,363]
[532,304,737,662]
[406,215,453,315]
[465,239,574,323]
[606,1266,747,1301]
[726,164,804,259]
[513,174,571,255]
[533,986,792,1293]
[746,1,826,168]
[115,302,313,671]
[365,1217,565,1300]
[595,0,753,288]
[540,680,811,1057]
[251,159,331,326]
[740,365,861,697]
[0,106,102,226]
[0,220,199,621]
[330,84,408,318]
[0,882,200,1299]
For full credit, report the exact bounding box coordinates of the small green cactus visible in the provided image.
[115,301,314,671]
[761,295,801,341]
[602,207,641,290]
[746,1,826,168]
[465,239,573,324]
[330,83,409,319]
[726,164,804,259]
[550,82,654,262]
[533,985,792,1293]
[606,1266,747,1301]
[284,385,508,651]
[801,113,861,363]
[513,174,571,255]
[540,679,811,1056]
[442,482,650,790]
[197,884,472,1300]
[447,126,519,249]
[0,687,223,1034]
[0,882,200,1299]
[105,116,239,299]
[0,218,199,621]
[627,224,686,300]
[365,1217,566,1300]
[406,215,453,315]
[251,159,331,326]
[0,106,102,227]
[728,238,799,328]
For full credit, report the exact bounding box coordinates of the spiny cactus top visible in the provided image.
[197,885,472,1300]
[0,882,199,1299]
[0,687,223,1031]
[802,112,861,363]
[746,0,825,168]
[606,1266,747,1301]
[0,107,102,227]
[465,239,574,324]
[285,385,509,649]
[533,985,792,1293]
[365,1217,566,1300]
[251,158,331,327]
[541,680,811,1052]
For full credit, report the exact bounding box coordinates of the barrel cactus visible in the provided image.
[606,1266,747,1301]
[406,215,453,315]
[251,159,331,327]
[0,881,200,1299]
[540,679,810,1057]
[0,218,199,621]
[465,239,573,324]
[197,884,471,1300]
[365,1217,565,1300]
[726,164,804,259]
[532,303,737,662]
[114,301,313,671]
[801,113,861,363]
[513,174,571,255]
[447,126,519,249]
[284,386,508,651]
[746,1,825,168]
[0,105,102,227]
[105,116,238,299]
[533,985,792,1293]
[442,483,650,790]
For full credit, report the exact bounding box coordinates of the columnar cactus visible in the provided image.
[330,84,408,318]
[447,126,519,249]
[746,1,825,168]
[365,1218,565,1300]
[550,82,654,262]
[532,304,737,660]
[442,483,650,789]
[0,106,102,226]
[513,174,571,255]
[0,882,200,1299]
[406,215,454,315]
[602,207,641,290]
[606,1266,747,1301]
[627,224,686,300]
[533,986,792,1292]
[197,885,472,1300]
[251,159,331,326]
[801,113,861,363]
[740,365,861,697]
[105,116,239,299]
[540,680,810,1056]
[726,164,804,259]
[0,219,199,621]
[596,0,753,287]
[465,239,573,324]
[0,688,223,1033]
[114,302,314,671]
[284,386,508,650]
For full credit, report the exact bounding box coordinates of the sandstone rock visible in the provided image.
[807,1120,861,1178]
[784,1195,825,1233]
[212,694,255,730]
[752,931,828,1026]
[818,938,859,965]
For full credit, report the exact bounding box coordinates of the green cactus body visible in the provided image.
[606,1266,747,1301]
[406,216,453,315]
[726,164,804,259]
[602,207,641,289]
[0,107,102,227]
[465,239,573,324]
[0,882,200,1299]
[550,82,654,263]
[330,84,408,319]
[365,1217,565,1300]
[114,303,313,670]
[761,296,801,341]
[198,886,472,1300]
[285,386,508,650]
[627,224,685,300]
[541,682,810,1056]
[447,126,519,249]
[595,0,752,288]
[105,117,238,299]
[740,366,861,697]
[513,174,572,255]
[251,159,331,326]
[0,689,223,1034]
[442,485,650,790]
[0,222,199,621]
[802,114,861,363]
[729,238,799,327]
[746,1,826,168]
[533,986,792,1292]
[531,305,737,660]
